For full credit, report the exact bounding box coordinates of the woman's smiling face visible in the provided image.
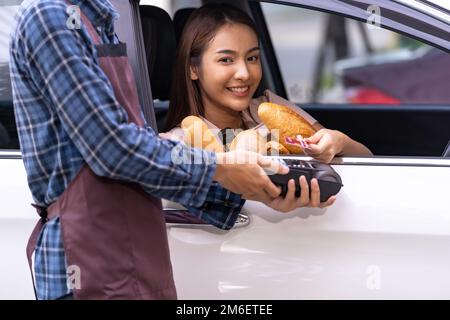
[191,23,262,116]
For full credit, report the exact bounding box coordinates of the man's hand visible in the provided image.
[213,151,288,204]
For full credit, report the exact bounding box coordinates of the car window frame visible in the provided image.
[251,0,450,158]
[393,0,450,24]
[114,0,158,131]
[256,0,449,52]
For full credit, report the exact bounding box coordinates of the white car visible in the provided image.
[1,0,450,299]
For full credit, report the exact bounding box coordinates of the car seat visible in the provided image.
[173,8,196,43]
[140,5,177,131]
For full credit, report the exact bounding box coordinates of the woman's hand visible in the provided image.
[266,176,336,212]
[302,129,345,163]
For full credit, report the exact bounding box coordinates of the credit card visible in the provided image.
[284,136,310,149]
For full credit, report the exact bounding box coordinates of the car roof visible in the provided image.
[393,0,450,24]
[426,0,449,11]
[252,0,449,51]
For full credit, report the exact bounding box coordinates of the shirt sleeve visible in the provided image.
[184,182,246,230]
[161,128,245,229]
[15,2,216,208]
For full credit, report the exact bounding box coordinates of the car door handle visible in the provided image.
[164,209,250,229]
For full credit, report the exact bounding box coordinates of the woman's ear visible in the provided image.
[190,65,199,81]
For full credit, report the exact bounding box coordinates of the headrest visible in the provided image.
[140,5,176,101]
[173,8,196,43]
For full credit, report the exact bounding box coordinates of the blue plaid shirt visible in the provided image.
[10,0,244,300]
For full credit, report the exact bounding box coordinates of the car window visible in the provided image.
[0,2,21,150]
[261,2,450,105]
[140,0,201,131]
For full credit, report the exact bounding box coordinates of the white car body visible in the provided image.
[0,152,36,299]
[167,157,450,299]
[2,153,450,299]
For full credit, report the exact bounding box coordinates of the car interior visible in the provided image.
[137,1,450,158]
[1,0,449,158]
[139,5,192,132]
[0,82,18,150]
[139,3,272,132]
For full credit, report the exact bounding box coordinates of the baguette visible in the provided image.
[258,102,316,154]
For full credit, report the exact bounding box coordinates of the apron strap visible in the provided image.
[26,203,59,300]
[26,220,44,299]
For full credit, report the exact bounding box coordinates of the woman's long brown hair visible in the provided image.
[165,3,259,131]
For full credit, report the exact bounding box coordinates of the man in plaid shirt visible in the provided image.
[9,0,308,300]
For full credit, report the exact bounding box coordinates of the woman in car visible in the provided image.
[164,3,372,164]
[162,3,373,211]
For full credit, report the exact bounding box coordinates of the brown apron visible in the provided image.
[26,4,177,300]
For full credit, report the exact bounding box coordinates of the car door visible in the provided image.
[163,0,450,299]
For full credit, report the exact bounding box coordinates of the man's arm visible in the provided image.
[13,2,216,208]
[184,182,246,230]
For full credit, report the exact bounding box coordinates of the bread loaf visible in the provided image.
[266,141,290,155]
[181,116,224,153]
[258,102,316,154]
[228,129,266,154]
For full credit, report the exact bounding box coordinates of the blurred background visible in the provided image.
[261,2,445,105]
